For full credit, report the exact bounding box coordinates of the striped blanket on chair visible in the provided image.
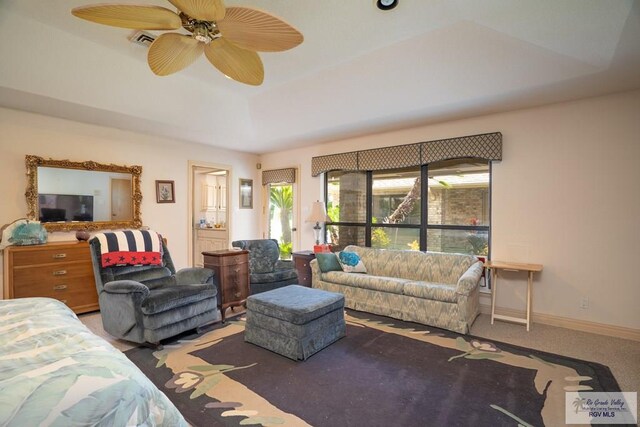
[94,229,163,267]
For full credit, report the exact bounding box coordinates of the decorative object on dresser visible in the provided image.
[231,239,298,295]
[89,230,220,345]
[292,250,315,287]
[2,241,99,314]
[0,218,47,249]
[203,249,250,322]
[75,230,90,241]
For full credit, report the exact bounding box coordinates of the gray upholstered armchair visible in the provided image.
[89,236,220,345]
[231,239,298,295]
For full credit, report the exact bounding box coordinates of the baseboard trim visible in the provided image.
[478,301,640,342]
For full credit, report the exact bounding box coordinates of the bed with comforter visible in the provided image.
[0,297,187,426]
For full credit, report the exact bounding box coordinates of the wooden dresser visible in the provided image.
[3,241,99,314]
[202,249,249,322]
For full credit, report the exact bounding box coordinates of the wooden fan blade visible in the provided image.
[204,38,264,86]
[148,33,204,76]
[71,5,181,30]
[167,0,225,21]
[217,7,303,52]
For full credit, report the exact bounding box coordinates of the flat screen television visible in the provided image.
[38,194,94,222]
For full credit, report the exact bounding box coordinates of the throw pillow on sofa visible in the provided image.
[316,253,343,273]
[338,251,367,273]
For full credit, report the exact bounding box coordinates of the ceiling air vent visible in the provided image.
[129,31,156,47]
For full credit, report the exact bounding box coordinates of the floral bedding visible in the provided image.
[0,298,187,427]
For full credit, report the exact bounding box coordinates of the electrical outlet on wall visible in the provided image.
[580,296,589,309]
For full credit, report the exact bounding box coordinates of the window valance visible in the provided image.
[310,152,359,177]
[262,168,296,185]
[358,143,421,171]
[311,132,502,176]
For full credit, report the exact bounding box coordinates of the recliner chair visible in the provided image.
[231,239,298,295]
[89,236,220,345]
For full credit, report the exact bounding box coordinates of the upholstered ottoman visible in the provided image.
[244,285,345,360]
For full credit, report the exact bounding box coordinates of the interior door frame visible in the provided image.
[262,166,300,254]
[187,160,233,267]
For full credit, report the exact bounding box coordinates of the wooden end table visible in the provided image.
[203,249,249,322]
[485,260,543,331]
[291,251,316,287]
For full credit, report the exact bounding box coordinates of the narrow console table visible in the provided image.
[291,250,315,287]
[202,249,249,322]
[485,260,543,331]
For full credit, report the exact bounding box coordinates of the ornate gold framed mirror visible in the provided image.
[25,155,142,232]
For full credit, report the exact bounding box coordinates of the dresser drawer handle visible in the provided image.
[234,292,241,298]
[53,270,67,276]
[52,253,67,259]
[60,299,68,304]
[234,267,240,273]
[53,284,68,291]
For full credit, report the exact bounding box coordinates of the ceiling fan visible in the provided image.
[71,0,303,85]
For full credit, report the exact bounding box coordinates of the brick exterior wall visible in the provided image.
[428,186,489,253]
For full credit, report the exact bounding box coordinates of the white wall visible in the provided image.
[0,5,254,148]
[259,90,640,330]
[0,108,261,298]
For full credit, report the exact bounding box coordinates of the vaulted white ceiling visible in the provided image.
[1,0,639,153]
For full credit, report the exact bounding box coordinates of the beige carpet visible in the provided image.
[79,311,640,394]
[470,314,640,394]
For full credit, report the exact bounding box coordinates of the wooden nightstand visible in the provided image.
[292,251,316,287]
[203,249,249,322]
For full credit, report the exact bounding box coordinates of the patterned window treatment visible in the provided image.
[358,143,421,171]
[311,132,502,176]
[421,132,502,164]
[262,168,296,185]
[310,152,359,177]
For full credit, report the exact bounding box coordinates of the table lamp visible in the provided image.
[306,201,330,245]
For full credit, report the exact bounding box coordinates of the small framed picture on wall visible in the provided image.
[239,178,253,209]
[156,180,175,203]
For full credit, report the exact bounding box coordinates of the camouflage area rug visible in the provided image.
[125,310,621,427]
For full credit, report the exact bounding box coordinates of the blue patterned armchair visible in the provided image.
[231,239,298,295]
[89,236,220,345]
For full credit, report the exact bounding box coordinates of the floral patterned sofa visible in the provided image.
[311,245,483,334]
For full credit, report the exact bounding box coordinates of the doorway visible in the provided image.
[265,181,299,259]
[188,162,231,267]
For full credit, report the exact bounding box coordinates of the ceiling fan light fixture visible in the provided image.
[193,24,212,43]
[377,0,398,11]
[71,0,304,85]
